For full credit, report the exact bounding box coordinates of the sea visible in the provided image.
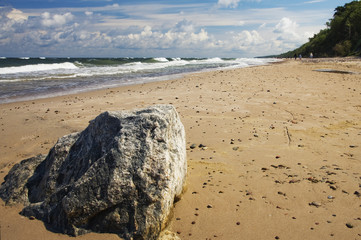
[0,57,279,104]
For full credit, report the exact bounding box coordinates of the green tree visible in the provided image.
[277,1,361,57]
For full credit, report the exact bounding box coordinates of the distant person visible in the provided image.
[309,52,313,58]
[299,54,302,60]
[294,53,297,60]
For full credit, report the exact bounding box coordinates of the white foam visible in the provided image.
[204,57,224,62]
[0,62,78,75]
[153,57,169,62]
[0,57,280,104]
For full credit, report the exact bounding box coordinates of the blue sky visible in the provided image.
[0,0,353,57]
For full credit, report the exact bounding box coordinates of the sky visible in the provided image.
[0,0,353,58]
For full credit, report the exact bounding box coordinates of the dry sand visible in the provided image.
[0,59,361,240]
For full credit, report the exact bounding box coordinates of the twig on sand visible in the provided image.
[285,126,291,145]
[285,109,295,121]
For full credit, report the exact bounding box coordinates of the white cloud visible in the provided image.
[7,8,28,21]
[217,0,261,8]
[41,12,74,27]
[218,0,241,8]
[231,30,264,50]
[0,6,308,57]
[140,26,153,37]
[273,17,301,43]
[0,8,28,45]
[304,0,325,4]
[174,19,195,33]
[191,29,209,42]
[274,17,297,34]
[112,21,211,51]
[0,2,335,57]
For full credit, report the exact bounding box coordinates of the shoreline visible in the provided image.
[0,57,279,105]
[1,59,361,239]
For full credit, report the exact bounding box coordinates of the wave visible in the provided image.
[204,57,224,62]
[0,57,280,83]
[153,57,169,62]
[190,57,228,65]
[0,57,280,103]
[0,62,78,75]
[75,59,190,78]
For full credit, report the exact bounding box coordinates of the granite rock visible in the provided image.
[0,105,187,240]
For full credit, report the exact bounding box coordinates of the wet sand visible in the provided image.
[1,59,361,240]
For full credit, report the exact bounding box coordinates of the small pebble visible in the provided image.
[278,191,286,196]
[309,201,321,207]
[346,223,354,228]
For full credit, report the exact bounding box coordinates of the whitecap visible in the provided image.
[153,57,169,62]
[0,62,78,75]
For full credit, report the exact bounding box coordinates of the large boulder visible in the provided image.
[0,105,187,240]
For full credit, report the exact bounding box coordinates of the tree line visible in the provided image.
[277,1,361,58]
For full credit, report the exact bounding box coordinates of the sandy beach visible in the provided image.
[1,59,361,240]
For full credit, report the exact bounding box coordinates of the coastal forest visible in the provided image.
[278,0,361,58]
